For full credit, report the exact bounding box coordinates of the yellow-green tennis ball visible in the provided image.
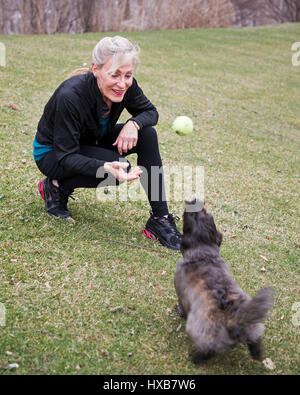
[172,116,193,136]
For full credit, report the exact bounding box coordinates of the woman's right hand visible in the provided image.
[103,161,142,182]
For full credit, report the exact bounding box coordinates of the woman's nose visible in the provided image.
[116,77,126,89]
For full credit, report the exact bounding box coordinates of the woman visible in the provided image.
[33,36,181,251]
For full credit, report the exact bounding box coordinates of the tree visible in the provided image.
[260,0,300,23]
[232,0,300,26]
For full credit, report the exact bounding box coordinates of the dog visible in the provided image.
[174,199,273,363]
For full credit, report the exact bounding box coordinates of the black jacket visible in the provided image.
[35,72,158,177]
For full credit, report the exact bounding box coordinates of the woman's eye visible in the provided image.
[110,73,132,79]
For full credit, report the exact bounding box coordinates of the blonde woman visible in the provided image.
[33,36,181,251]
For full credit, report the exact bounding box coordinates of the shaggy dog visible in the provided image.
[174,199,273,363]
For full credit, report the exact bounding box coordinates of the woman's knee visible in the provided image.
[137,126,159,147]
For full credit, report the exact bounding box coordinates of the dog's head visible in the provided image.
[181,199,223,252]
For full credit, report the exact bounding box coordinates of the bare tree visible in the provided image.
[264,0,300,22]
[232,0,300,26]
[232,0,258,26]
[0,0,299,34]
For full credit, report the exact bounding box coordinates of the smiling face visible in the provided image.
[92,56,134,105]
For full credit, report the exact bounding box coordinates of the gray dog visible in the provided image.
[174,199,273,363]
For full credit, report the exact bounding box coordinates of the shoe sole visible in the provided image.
[47,210,71,219]
[142,227,180,251]
[38,179,45,200]
[142,228,158,241]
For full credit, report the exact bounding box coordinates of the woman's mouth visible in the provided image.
[112,89,125,96]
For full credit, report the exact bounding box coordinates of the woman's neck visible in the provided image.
[101,96,112,118]
[103,96,112,109]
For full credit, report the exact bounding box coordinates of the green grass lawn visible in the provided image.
[0,23,299,375]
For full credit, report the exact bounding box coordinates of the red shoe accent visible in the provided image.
[38,180,45,200]
[142,228,157,240]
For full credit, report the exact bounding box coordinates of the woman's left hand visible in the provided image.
[113,121,138,155]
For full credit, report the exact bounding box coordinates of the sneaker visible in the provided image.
[38,178,73,218]
[142,212,181,251]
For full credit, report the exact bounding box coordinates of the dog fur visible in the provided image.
[174,199,273,363]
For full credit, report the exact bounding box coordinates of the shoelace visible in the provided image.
[68,192,76,201]
[150,211,180,225]
[155,212,180,237]
[167,214,181,236]
[168,213,180,223]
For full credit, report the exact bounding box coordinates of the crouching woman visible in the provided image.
[33,36,180,251]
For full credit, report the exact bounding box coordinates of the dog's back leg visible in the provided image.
[192,349,216,364]
[247,338,264,360]
[175,301,187,319]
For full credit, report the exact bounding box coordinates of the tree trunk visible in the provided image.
[0,0,298,35]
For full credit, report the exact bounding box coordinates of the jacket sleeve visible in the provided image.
[124,78,159,130]
[53,93,105,177]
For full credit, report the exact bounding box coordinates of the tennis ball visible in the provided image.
[172,116,193,136]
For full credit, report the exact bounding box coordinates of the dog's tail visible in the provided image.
[228,288,273,349]
[238,288,274,326]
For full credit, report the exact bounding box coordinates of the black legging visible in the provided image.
[35,124,168,217]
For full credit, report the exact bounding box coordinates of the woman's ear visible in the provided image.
[91,62,99,76]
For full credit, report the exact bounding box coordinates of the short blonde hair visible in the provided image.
[92,36,140,73]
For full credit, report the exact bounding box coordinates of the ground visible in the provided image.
[0,23,299,374]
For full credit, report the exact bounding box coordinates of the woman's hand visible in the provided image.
[104,161,142,182]
[112,121,138,155]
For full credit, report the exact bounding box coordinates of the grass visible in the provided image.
[0,23,300,375]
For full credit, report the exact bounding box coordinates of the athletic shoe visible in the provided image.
[142,212,181,251]
[38,178,73,218]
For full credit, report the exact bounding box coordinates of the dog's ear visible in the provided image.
[216,230,223,247]
[205,214,222,247]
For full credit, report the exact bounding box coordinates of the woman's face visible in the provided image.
[92,57,134,104]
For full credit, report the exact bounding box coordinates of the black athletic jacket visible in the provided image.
[35,72,158,177]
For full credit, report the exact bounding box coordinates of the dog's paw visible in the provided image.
[192,350,216,364]
[175,304,186,318]
[248,340,264,361]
